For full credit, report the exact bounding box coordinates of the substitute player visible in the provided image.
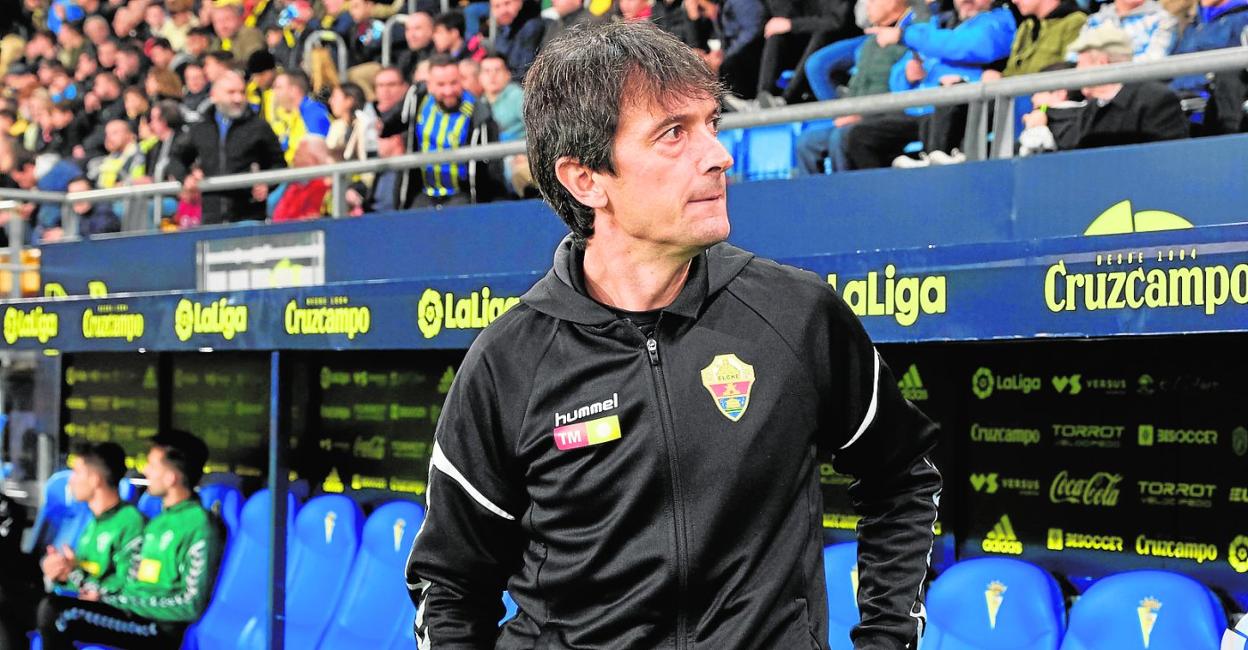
[406,22,942,650]
[37,431,223,650]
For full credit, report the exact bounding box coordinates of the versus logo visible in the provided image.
[174,298,249,341]
[285,298,371,340]
[971,367,1041,400]
[826,264,947,326]
[1049,471,1122,507]
[3,307,58,344]
[417,287,520,339]
[970,472,1041,495]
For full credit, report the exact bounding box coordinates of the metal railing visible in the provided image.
[381,13,409,67]
[0,47,1245,239]
[303,30,350,80]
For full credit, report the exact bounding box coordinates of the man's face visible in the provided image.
[149,107,169,136]
[348,0,370,22]
[187,33,209,56]
[433,25,460,52]
[491,0,522,25]
[406,13,433,49]
[97,42,118,69]
[68,179,94,213]
[955,0,993,19]
[105,121,133,152]
[428,63,463,111]
[213,73,248,118]
[204,57,228,82]
[142,447,176,497]
[866,0,905,25]
[68,456,103,502]
[185,65,208,93]
[116,52,140,79]
[85,19,109,44]
[254,69,276,89]
[212,6,242,37]
[145,4,166,27]
[273,74,299,110]
[152,45,174,69]
[480,58,510,96]
[96,77,120,101]
[552,0,580,16]
[590,93,732,254]
[374,70,407,110]
[11,163,36,189]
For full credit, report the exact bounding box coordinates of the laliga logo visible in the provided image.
[174,298,249,342]
[417,289,445,339]
[3,307,59,344]
[416,286,520,339]
[972,367,1041,400]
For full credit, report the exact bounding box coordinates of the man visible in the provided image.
[432,11,468,60]
[1076,0,1176,61]
[37,431,224,650]
[79,72,127,160]
[138,100,186,219]
[459,58,485,98]
[396,10,435,80]
[0,443,142,650]
[406,22,940,650]
[149,38,177,71]
[841,0,1016,168]
[998,0,1085,79]
[481,52,532,196]
[757,0,863,104]
[181,62,213,118]
[1170,0,1248,134]
[540,0,595,49]
[491,0,544,83]
[38,176,121,241]
[1025,24,1187,150]
[375,65,426,205]
[407,54,499,206]
[245,49,278,116]
[114,43,146,86]
[266,70,332,164]
[202,50,235,84]
[168,69,287,223]
[97,119,146,191]
[210,0,266,61]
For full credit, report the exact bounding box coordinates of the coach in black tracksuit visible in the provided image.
[406,22,941,650]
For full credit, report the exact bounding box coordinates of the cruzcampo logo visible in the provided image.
[700,354,756,422]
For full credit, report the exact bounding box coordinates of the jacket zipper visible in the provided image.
[646,336,690,649]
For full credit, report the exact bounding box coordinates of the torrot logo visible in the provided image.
[417,286,519,339]
[972,367,1041,400]
[826,265,947,326]
[1049,471,1122,507]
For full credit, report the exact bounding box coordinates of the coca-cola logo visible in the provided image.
[1049,471,1123,507]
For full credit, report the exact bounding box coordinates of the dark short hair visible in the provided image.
[280,69,311,95]
[523,22,723,242]
[427,53,458,70]
[189,26,214,39]
[151,430,209,489]
[73,441,127,488]
[152,37,173,51]
[12,148,35,171]
[205,49,234,63]
[337,82,366,110]
[151,100,185,130]
[433,11,465,35]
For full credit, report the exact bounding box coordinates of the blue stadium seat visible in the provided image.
[824,542,860,650]
[192,489,298,649]
[240,494,364,650]
[198,483,243,537]
[317,500,425,650]
[923,557,1064,650]
[1059,570,1225,650]
[117,477,138,503]
[136,491,163,520]
[24,469,87,554]
[740,125,797,181]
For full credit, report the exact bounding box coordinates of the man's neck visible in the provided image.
[581,227,698,312]
[484,85,506,103]
[1035,0,1061,18]
[88,491,120,516]
[162,486,193,509]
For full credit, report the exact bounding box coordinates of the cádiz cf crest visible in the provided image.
[700,354,756,422]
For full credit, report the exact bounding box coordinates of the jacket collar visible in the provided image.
[522,235,754,326]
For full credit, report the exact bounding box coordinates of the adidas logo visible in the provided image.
[898,364,929,401]
[982,515,1023,555]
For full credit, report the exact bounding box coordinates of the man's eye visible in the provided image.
[661,125,683,141]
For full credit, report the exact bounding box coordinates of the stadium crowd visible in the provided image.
[0,0,1245,240]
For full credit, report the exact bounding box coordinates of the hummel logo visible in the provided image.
[981,515,1023,555]
[898,364,928,401]
[555,393,619,427]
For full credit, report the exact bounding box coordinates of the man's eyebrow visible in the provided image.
[648,108,722,138]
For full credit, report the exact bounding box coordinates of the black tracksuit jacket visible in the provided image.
[406,237,942,649]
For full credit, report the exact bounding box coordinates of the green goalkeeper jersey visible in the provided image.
[102,497,224,622]
[61,502,145,596]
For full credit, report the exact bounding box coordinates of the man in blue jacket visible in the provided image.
[1171,0,1248,134]
[842,0,1016,168]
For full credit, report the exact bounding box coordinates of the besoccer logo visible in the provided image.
[973,368,994,400]
[417,289,444,339]
[1138,424,1155,447]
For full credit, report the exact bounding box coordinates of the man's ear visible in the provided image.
[554,156,607,210]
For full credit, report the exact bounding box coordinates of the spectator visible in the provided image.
[149,37,176,71]
[1017,63,1087,154]
[36,431,224,650]
[45,61,78,104]
[432,11,468,60]
[998,0,1085,78]
[326,81,377,162]
[344,0,386,88]
[141,100,185,187]
[79,71,126,159]
[82,16,111,49]
[459,57,484,98]
[367,133,405,211]
[843,0,1016,168]
[203,50,235,84]
[491,0,544,82]
[159,0,201,52]
[396,11,435,81]
[46,176,121,240]
[39,101,81,158]
[122,86,150,125]
[481,52,533,196]
[1065,24,1187,147]
[7,149,82,244]
[272,0,315,71]
[1170,0,1248,134]
[710,0,766,101]
[621,0,655,21]
[541,0,595,48]
[408,54,499,206]
[54,21,85,68]
[757,0,867,105]
[174,26,216,71]
[374,65,424,204]
[96,119,145,221]
[168,68,287,224]
[267,70,332,163]
[145,66,184,101]
[795,0,916,173]
[181,62,213,117]
[94,39,119,73]
[114,43,145,86]
[245,49,277,116]
[651,0,714,50]
[74,51,98,86]
[0,442,141,649]
[273,136,331,220]
[1077,0,1176,61]
[210,0,266,61]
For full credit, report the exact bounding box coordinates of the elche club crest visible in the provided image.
[700,354,756,421]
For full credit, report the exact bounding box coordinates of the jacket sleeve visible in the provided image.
[405,345,528,648]
[165,132,196,182]
[791,0,852,35]
[724,0,766,59]
[103,520,223,622]
[509,20,545,83]
[90,517,144,595]
[889,51,920,93]
[818,287,941,650]
[1140,84,1190,141]
[255,121,289,181]
[901,9,1016,64]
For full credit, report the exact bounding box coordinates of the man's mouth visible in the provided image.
[690,192,724,203]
